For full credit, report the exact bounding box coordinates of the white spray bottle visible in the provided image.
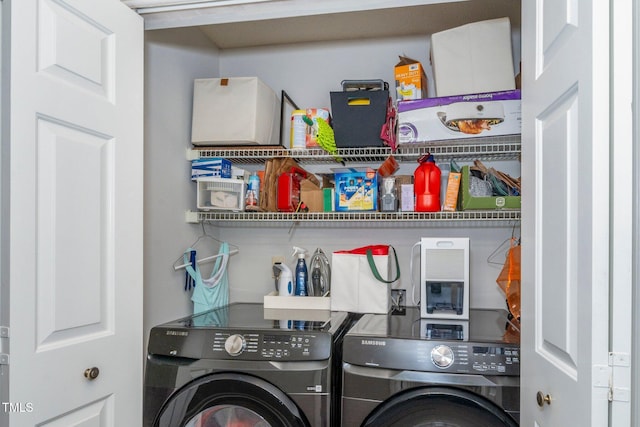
[274,262,294,296]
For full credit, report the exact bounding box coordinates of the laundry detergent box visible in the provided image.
[397,89,521,144]
[334,168,378,211]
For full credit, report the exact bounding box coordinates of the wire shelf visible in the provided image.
[186,135,521,227]
[187,209,521,227]
[189,135,521,165]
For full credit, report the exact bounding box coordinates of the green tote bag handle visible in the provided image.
[366,245,400,284]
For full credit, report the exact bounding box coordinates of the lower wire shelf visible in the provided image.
[186,210,521,227]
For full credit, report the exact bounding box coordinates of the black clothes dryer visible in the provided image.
[341,308,520,426]
[144,303,354,427]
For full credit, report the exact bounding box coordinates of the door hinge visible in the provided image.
[0,326,8,365]
[594,353,631,402]
[608,352,630,402]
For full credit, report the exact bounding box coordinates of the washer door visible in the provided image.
[154,373,309,427]
[362,387,518,427]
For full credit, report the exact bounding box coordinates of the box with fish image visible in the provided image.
[397,89,521,143]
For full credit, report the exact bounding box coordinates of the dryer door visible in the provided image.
[362,387,518,427]
[154,373,309,427]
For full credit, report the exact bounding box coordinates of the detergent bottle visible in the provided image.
[414,154,441,212]
[274,263,294,296]
[292,246,309,296]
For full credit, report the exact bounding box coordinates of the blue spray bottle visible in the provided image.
[292,246,309,296]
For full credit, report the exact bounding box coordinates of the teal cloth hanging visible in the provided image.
[184,242,230,314]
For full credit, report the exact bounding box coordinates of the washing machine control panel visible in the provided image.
[211,331,332,361]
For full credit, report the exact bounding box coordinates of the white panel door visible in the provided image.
[7,0,143,425]
[521,0,611,425]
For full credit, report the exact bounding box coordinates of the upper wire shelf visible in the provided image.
[188,135,521,165]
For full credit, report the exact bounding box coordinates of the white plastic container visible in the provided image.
[196,177,245,211]
[289,110,307,149]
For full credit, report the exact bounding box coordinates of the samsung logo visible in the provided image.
[166,330,188,336]
[361,339,386,346]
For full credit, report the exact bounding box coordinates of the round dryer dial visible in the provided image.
[224,334,246,356]
[431,344,454,368]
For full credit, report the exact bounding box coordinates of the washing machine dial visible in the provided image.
[224,334,246,356]
[431,345,454,368]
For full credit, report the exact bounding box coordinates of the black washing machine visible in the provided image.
[144,303,355,427]
[341,308,520,426]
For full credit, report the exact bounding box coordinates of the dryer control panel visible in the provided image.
[343,336,520,376]
[427,343,520,375]
[467,344,520,375]
[342,308,520,376]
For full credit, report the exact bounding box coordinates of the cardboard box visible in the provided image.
[400,184,415,211]
[300,178,324,212]
[398,90,521,144]
[458,166,520,210]
[394,56,428,100]
[191,158,232,181]
[191,77,280,146]
[392,175,413,212]
[330,90,388,148]
[431,17,516,97]
[443,171,461,211]
[334,168,378,211]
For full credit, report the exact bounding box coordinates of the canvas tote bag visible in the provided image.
[331,245,400,314]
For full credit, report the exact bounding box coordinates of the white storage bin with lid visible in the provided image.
[196,177,246,211]
[191,77,280,146]
[431,17,516,97]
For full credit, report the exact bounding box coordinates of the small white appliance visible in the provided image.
[420,318,469,341]
[420,237,469,320]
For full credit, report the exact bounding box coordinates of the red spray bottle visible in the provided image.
[414,153,441,212]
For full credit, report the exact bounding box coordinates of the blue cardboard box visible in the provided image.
[191,158,232,181]
[334,168,378,211]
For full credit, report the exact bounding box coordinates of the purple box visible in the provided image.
[398,90,521,143]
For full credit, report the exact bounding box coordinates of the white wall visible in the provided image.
[144,27,221,338]
[143,30,521,338]
[220,224,517,310]
[219,35,435,107]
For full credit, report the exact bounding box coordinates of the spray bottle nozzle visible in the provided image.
[292,246,308,259]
